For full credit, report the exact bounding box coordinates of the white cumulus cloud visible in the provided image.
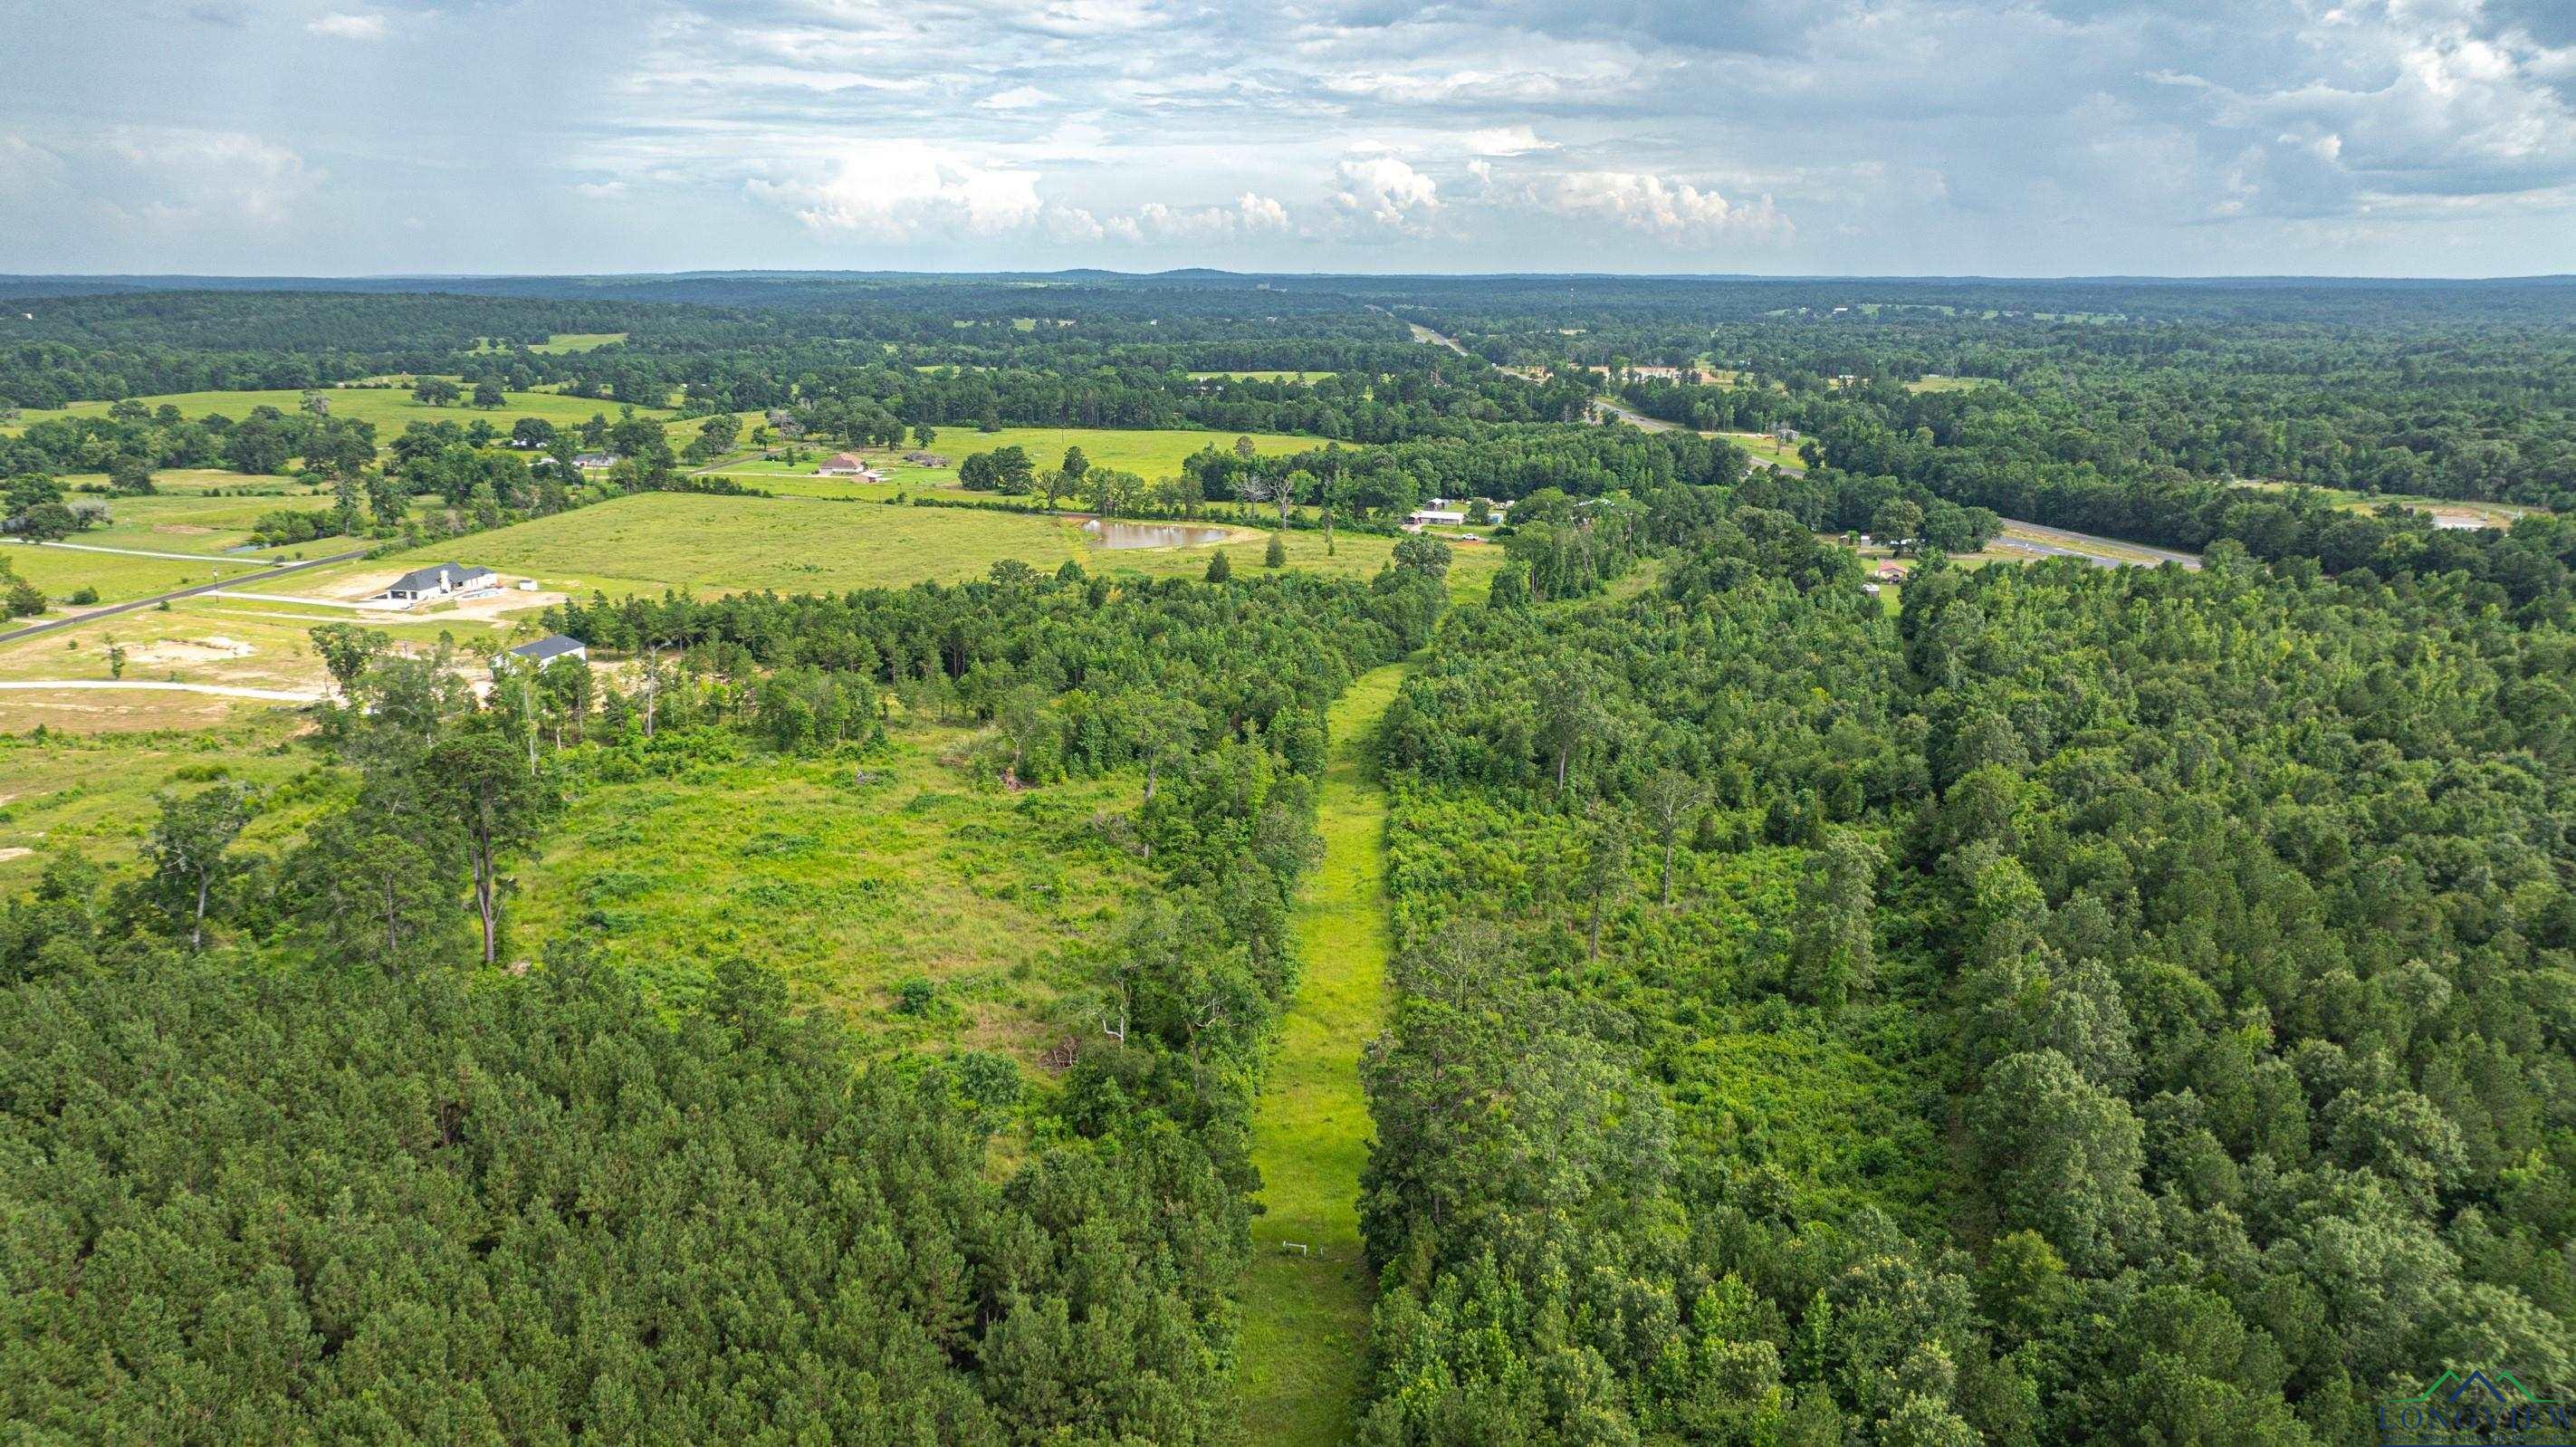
[1462,126,1554,157]
[1332,156,1438,231]
[304,12,386,40]
[747,140,1044,239]
[1533,170,1788,243]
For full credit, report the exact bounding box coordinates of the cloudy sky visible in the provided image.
[4,0,2573,276]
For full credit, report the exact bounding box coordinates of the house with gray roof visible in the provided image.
[378,562,496,604]
[491,634,588,672]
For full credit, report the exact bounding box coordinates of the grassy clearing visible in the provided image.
[527,332,628,354]
[1719,431,1808,470]
[4,388,675,441]
[1240,660,1406,1447]
[68,489,340,554]
[0,590,509,735]
[512,726,1145,1061]
[2233,480,2549,528]
[1904,374,1990,393]
[0,713,326,888]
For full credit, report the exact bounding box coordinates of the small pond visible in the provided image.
[1084,520,1234,550]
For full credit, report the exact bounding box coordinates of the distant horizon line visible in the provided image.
[3,267,2571,286]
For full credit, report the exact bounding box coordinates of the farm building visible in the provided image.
[1408,507,1467,527]
[572,452,620,470]
[1876,562,1910,582]
[378,562,497,603]
[493,634,588,671]
[816,453,886,480]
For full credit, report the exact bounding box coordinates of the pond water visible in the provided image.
[1084,520,1234,550]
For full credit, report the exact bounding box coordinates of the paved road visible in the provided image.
[1594,398,1683,434]
[0,546,374,647]
[1996,521,2201,570]
[18,539,281,563]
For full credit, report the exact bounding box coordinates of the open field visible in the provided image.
[1904,374,1992,393]
[528,332,628,353]
[63,488,340,553]
[63,468,307,496]
[512,726,1146,1057]
[277,493,1483,604]
[2234,480,2549,529]
[1240,661,1404,1446]
[0,585,513,724]
[3,474,351,615]
[0,712,329,888]
[715,426,1317,488]
[4,496,1499,727]
[4,539,304,610]
[3,387,676,441]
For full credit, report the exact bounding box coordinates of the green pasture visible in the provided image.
[63,488,339,554]
[3,540,294,610]
[289,493,1466,601]
[717,426,1317,487]
[4,387,676,442]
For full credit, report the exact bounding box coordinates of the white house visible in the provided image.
[378,562,497,604]
[571,452,620,470]
[493,634,588,672]
[1408,508,1467,527]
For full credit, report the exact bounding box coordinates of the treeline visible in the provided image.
[1355,532,2576,1441]
[1623,364,2576,513]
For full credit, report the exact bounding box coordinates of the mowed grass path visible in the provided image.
[1240,661,1406,1446]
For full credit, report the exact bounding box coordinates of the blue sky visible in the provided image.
[5,0,2573,276]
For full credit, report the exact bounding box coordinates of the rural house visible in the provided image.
[816,452,884,479]
[493,634,588,671]
[572,452,619,470]
[378,562,497,604]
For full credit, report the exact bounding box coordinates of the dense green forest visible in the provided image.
[1357,531,2576,1442]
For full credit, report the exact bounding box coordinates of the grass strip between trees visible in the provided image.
[1238,659,1406,1446]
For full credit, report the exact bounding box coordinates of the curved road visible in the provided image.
[0,546,374,647]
